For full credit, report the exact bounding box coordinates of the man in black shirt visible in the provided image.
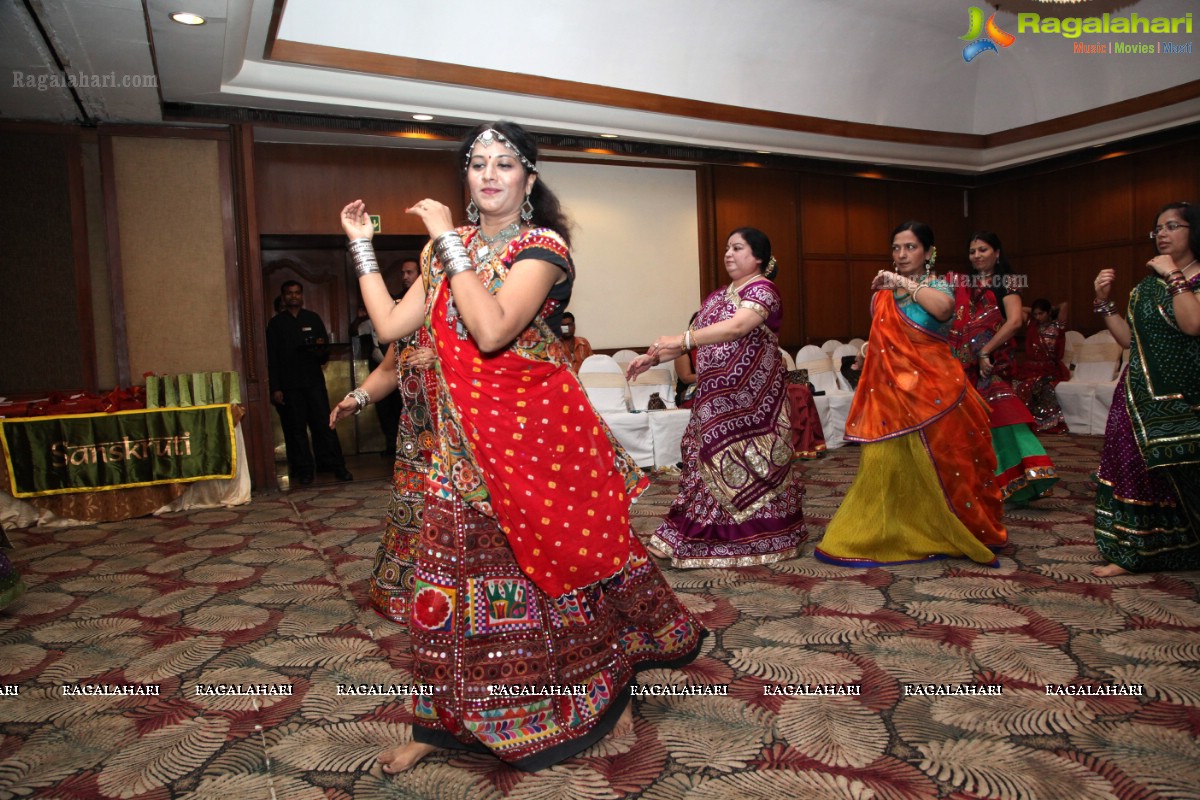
[266,281,352,485]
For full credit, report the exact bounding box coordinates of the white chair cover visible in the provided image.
[649,408,692,467]
[780,349,797,371]
[847,338,866,351]
[831,343,860,392]
[610,349,640,366]
[1064,330,1085,367]
[1054,336,1121,434]
[796,344,853,448]
[820,339,842,356]
[598,411,654,468]
[578,355,630,412]
[629,367,675,411]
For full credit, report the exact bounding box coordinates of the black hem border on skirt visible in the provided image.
[412,627,709,772]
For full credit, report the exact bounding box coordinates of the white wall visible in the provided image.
[536,161,702,350]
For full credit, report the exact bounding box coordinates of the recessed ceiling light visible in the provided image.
[599,133,619,139]
[756,150,771,154]
[170,12,206,25]
[412,114,434,121]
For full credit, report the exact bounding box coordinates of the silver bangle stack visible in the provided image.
[347,238,379,277]
[433,231,473,277]
[347,388,370,414]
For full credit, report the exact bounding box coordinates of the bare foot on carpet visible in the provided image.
[645,543,671,560]
[378,741,439,773]
[1091,563,1130,578]
[612,703,634,738]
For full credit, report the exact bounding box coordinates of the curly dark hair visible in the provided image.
[457,121,572,247]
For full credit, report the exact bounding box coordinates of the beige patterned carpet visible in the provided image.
[1,436,1199,799]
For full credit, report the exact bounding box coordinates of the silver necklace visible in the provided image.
[473,222,521,262]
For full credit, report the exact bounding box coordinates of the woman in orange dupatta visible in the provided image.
[339,121,703,773]
[816,222,1006,567]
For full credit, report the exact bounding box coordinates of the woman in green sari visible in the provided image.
[1091,201,1200,576]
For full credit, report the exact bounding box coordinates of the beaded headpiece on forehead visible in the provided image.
[464,128,538,174]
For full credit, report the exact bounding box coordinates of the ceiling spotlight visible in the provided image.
[756,150,771,154]
[170,12,206,25]
[599,133,619,139]
[412,114,434,121]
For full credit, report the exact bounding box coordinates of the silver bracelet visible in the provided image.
[347,238,379,277]
[347,388,370,414]
[433,231,473,277]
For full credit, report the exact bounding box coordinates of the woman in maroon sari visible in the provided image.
[627,228,806,568]
[1013,299,1070,434]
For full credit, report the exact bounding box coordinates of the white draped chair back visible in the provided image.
[820,339,842,356]
[629,367,675,410]
[795,345,837,394]
[780,348,797,371]
[794,344,854,448]
[577,355,631,412]
[1064,330,1085,367]
[1055,330,1121,434]
[847,338,866,351]
[610,349,640,367]
[831,344,860,392]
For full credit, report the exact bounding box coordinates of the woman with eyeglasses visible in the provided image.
[1091,201,1200,577]
[948,232,1058,504]
[815,221,1007,568]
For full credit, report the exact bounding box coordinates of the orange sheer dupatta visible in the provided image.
[846,291,1005,548]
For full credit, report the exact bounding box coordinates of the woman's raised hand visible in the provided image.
[406,199,455,239]
[1094,268,1116,300]
[625,354,657,380]
[341,200,375,241]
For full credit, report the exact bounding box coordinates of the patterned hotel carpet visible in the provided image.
[1,436,1199,799]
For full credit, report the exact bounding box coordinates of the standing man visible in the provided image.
[267,280,353,485]
[561,312,593,373]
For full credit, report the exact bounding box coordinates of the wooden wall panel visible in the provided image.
[802,259,851,342]
[0,131,86,394]
[1017,174,1071,254]
[800,174,845,256]
[254,144,459,235]
[1131,148,1200,230]
[974,136,1199,335]
[971,186,1019,253]
[844,179,889,257]
[1069,159,1134,247]
[711,167,802,348]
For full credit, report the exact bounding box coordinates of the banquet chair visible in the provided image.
[1063,330,1085,369]
[831,343,860,392]
[780,348,797,371]
[610,349,640,368]
[577,355,654,466]
[577,355,631,412]
[820,339,842,356]
[795,344,853,448]
[1054,335,1122,435]
[629,367,675,411]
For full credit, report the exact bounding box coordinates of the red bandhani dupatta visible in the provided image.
[424,227,646,596]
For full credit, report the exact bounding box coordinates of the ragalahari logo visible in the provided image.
[960,7,1016,62]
